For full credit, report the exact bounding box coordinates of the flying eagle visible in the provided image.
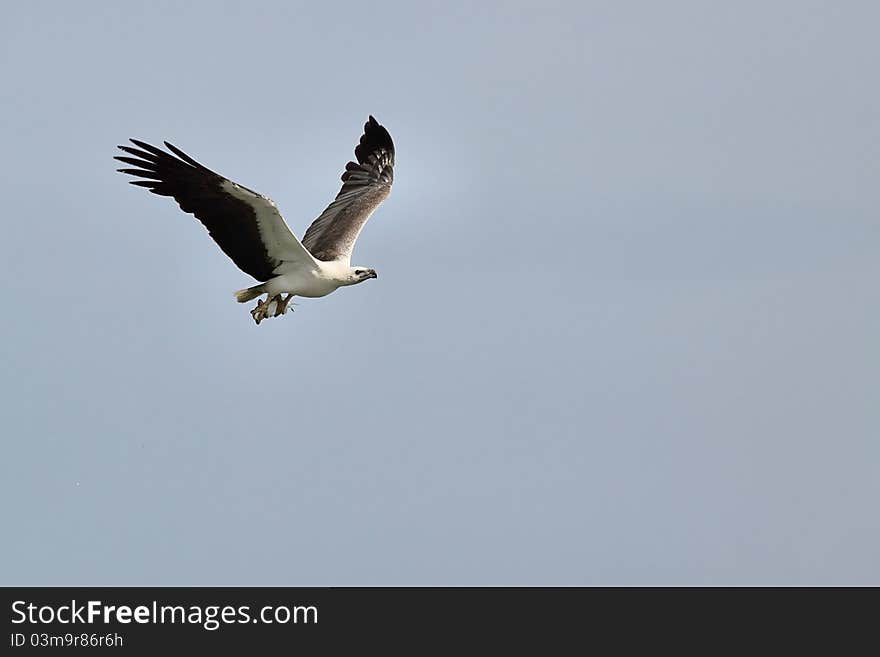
[115,116,394,324]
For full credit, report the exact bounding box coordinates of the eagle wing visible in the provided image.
[115,140,316,281]
[301,116,395,263]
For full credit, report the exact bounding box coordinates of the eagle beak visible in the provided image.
[369,270,378,279]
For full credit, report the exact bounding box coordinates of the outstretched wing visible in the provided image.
[115,140,316,281]
[301,116,395,263]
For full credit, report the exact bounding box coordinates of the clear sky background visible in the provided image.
[1,1,877,585]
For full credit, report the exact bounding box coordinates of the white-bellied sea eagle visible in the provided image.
[115,116,394,324]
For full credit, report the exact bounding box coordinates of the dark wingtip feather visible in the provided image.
[117,167,162,178]
[114,155,155,169]
[128,138,171,159]
[355,116,394,164]
[163,141,204,169]
[117,146,159,162]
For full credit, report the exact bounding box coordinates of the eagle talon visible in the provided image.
[251,297,271,324]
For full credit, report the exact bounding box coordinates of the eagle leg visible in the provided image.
[274,294,293,317]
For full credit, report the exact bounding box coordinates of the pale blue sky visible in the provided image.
[1,1,878,584]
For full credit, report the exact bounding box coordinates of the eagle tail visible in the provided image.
[234,284,266,303]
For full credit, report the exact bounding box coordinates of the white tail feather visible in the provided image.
[234,284,265,303]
